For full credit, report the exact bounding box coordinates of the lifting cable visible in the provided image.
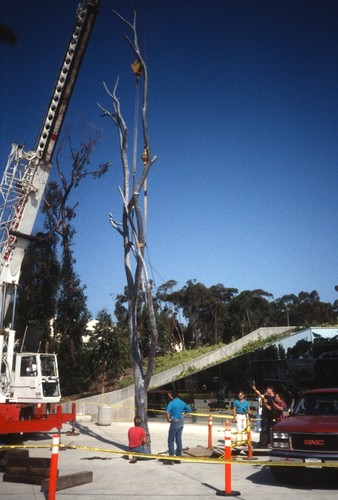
[131,0,148,241]
[131,66,140,195]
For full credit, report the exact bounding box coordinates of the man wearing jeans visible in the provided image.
[128,416,146,464]
[165,391,191,465]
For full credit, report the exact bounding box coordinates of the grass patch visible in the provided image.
[152,343,225,375]
[104,332,290,391]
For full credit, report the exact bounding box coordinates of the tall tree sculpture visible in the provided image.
[98,11,158,447]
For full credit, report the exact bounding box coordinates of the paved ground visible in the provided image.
[1,415,338,499]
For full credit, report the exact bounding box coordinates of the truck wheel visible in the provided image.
[270,465,304,484]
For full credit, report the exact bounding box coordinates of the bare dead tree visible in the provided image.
[98,10,158,447]
[35,129,111,394]
[44,131,110,256]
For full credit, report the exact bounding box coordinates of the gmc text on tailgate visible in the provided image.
[269,388,338,483]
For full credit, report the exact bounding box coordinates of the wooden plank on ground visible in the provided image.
[7,457,50,468]
[40,471,93,492]
[183,447,212,457]
[5,466,50,476]
[3,473,46,485]
[6,457,50,468]
[0,449,29,460]
[0,449,30,472]
[209,447,224,458]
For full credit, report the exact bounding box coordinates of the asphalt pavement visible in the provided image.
[1,414,338,499]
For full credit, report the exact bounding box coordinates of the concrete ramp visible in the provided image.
[73,326,295,421]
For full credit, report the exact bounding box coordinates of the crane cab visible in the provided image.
[10,353,61,404]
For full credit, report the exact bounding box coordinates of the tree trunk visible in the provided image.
[100,10,159,453]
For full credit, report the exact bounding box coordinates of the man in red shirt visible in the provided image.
[128,416,147,464]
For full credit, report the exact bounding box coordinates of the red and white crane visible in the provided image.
[0,0,99,434]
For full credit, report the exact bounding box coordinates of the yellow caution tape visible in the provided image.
[75,400,239,419]
[1,443,337,468]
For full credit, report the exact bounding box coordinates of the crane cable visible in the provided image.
[131,62,148,243]
[130,3,160,294]
[131,2,148,241]
[131,67,140,196]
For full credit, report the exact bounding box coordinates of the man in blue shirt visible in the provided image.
[165,391,191,465]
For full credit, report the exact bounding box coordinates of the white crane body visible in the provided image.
[0,0,99,434]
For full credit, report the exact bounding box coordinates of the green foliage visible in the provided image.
[56,259,90,395]
[155,282,337,350]
[152,343,225,374]
[177,365,198,379]
[235,334,281,355]
[0,24,17,44]
[84,309,131,391]
[40,137,108,395]
[16,234,60,348]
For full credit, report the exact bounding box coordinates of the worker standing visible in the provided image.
[232,391,250,443]
[165,391,191,465]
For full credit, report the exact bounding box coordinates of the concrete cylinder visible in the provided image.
[61,401,72,414]
[97,405,113,426]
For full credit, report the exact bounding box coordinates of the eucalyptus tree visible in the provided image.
[98,11,158,446]
[156,280,187,350]
[227,289,274,338]
[161,280,238,347]
[0,24,17,44]
[274,291,336,328]
[273,294,299,326]
[85,309,131,393]
[334,286,338,316]
[293,290,336,327]
[200,284,238,344]
[42,134,109,394]
[115,282,184,356]
[168,280,210,348]
[15,232,60,350]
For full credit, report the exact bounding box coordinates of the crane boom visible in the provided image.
[0,0,100,432]
[0,0,99,328]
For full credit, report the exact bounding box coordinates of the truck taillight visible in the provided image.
[272,431,290,448]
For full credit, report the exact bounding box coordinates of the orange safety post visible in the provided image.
[208,415,213,449]
[247,417,253,458]
[48,434,59,500]
[216,419,240,497]
[242,416,258,461]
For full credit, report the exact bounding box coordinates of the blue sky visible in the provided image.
[1,0,337,318]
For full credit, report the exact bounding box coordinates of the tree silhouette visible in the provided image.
[0,24,17,45]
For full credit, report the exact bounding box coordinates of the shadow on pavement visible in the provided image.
[74,421,129,452]
[247,466,338,490]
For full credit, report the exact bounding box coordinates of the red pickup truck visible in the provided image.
[269,388,338,483]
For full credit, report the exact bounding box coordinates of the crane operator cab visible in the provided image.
[11,353,61,403]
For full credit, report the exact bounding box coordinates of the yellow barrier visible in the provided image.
[1,443,337,468]
[75,399,240,420]
[75,401,260,455]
